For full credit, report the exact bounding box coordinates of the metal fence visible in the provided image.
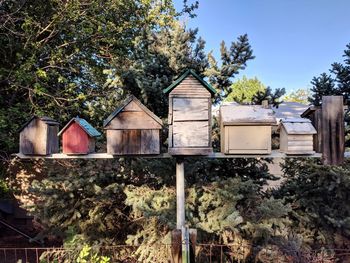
[1,244,350,263]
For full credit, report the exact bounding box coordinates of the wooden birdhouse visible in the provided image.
[58,117,101,154]
[279,118,316,155]
[163,69,216,155]
[19,116,59,155]
[219,105,276,154]
[103,95,163,155]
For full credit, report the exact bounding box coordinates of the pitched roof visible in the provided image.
[103,95,163,128]
[162,69,216,95]
[220,105,276,125]
[58,117,101,137]
[280,118,317,135]
[18,116,59,132]
[272,102,310,121]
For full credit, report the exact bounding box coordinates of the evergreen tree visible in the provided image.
[309,73,337,106]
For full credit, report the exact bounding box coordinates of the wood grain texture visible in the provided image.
[173,121,209,147]
[20,118,48,155]
[168,147,212,155]
[62,122,89,154]
[106,111,162,130]
[47,125,59,154]
[173,98,209,121]
[141,130,160,154]
[226,126,271,154]
[321,96,345,165]
[169,76,211,97]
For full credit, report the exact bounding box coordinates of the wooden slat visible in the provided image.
[287,135,313,141]
[168,147,212,155]
[321,96,345,164]
[287,140,313,146]
[107,130,123,154]
[141,130,160,154]
[287,145,314,151]
[173,98,208,121]
[123,100,143,112]
[106,111,162,130]
[173,121,209,147]
[123,130,141,154]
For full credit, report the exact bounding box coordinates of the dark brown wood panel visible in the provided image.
[122,130,141,154]
[321,96,345,165]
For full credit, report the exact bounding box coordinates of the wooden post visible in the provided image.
[321,96,345,165]
[176,158,185,229]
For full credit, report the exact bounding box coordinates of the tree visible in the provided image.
[309,44,350,147]
[252,86,286,107]
[224,76,266,103]
[283,88,311,104]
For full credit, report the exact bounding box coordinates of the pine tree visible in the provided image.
[309,73,337,106]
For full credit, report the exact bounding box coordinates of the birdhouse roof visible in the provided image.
[103,95,163,128]
[162,69,216,95]
[18,116,59,132]
[58,117,101,137]
[280,117,317,134]
[220,105,276,125]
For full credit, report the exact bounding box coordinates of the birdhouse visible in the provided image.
[19,116,59,155]
[103,95,163,155]
[163,69,216,155]
[219,105,276,154]
[58,117,101,154]
[279,118,317,155]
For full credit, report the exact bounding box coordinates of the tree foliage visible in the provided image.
[224,76,266,103]
[283,88,311,104]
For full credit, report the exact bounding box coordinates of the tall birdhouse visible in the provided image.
[163,69,216,155]
[19,116,59,155]
[58,117,101,154]
[103,95,163,155]
[219,105,276,154]
[279,118,317,155]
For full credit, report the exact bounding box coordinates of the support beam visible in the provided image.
[176,158,185,229]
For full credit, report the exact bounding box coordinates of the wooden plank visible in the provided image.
[123,100,143,112]
[173,98,208,121]
[123,130,141,154]
[168,147,212,155]
[169,124,173,148]
[106,111,162,130]
[173,121,209,147]
[287,135,313,141]
[171,229,182,263]
[169,93,211,98]
[287,145,313,151]
[227,126,271,153]
[17,150,343,159]
[321,96,345,165]
[141,130,160,154]
[47,125,59,154]
[287,141,313,146]
[20,118,48,155]
[107,130,123,154]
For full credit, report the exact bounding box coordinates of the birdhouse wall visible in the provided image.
[279,127,314,154]
[168,76,212,155]
[105,101,162,130]
[222,126,272,154]
[62,122,90,154]
[47,125,59,154]
[20,118,48,155]
[106,129,160,155]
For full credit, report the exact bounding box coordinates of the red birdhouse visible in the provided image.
[58,117,101,154]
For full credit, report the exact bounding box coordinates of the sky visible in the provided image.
[174,0,350,93]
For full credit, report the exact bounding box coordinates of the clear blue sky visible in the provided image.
[174,0,350,92]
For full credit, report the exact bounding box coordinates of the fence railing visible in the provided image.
[1,244,350,263]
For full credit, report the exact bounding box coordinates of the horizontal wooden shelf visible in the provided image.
[15,151,350,160]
